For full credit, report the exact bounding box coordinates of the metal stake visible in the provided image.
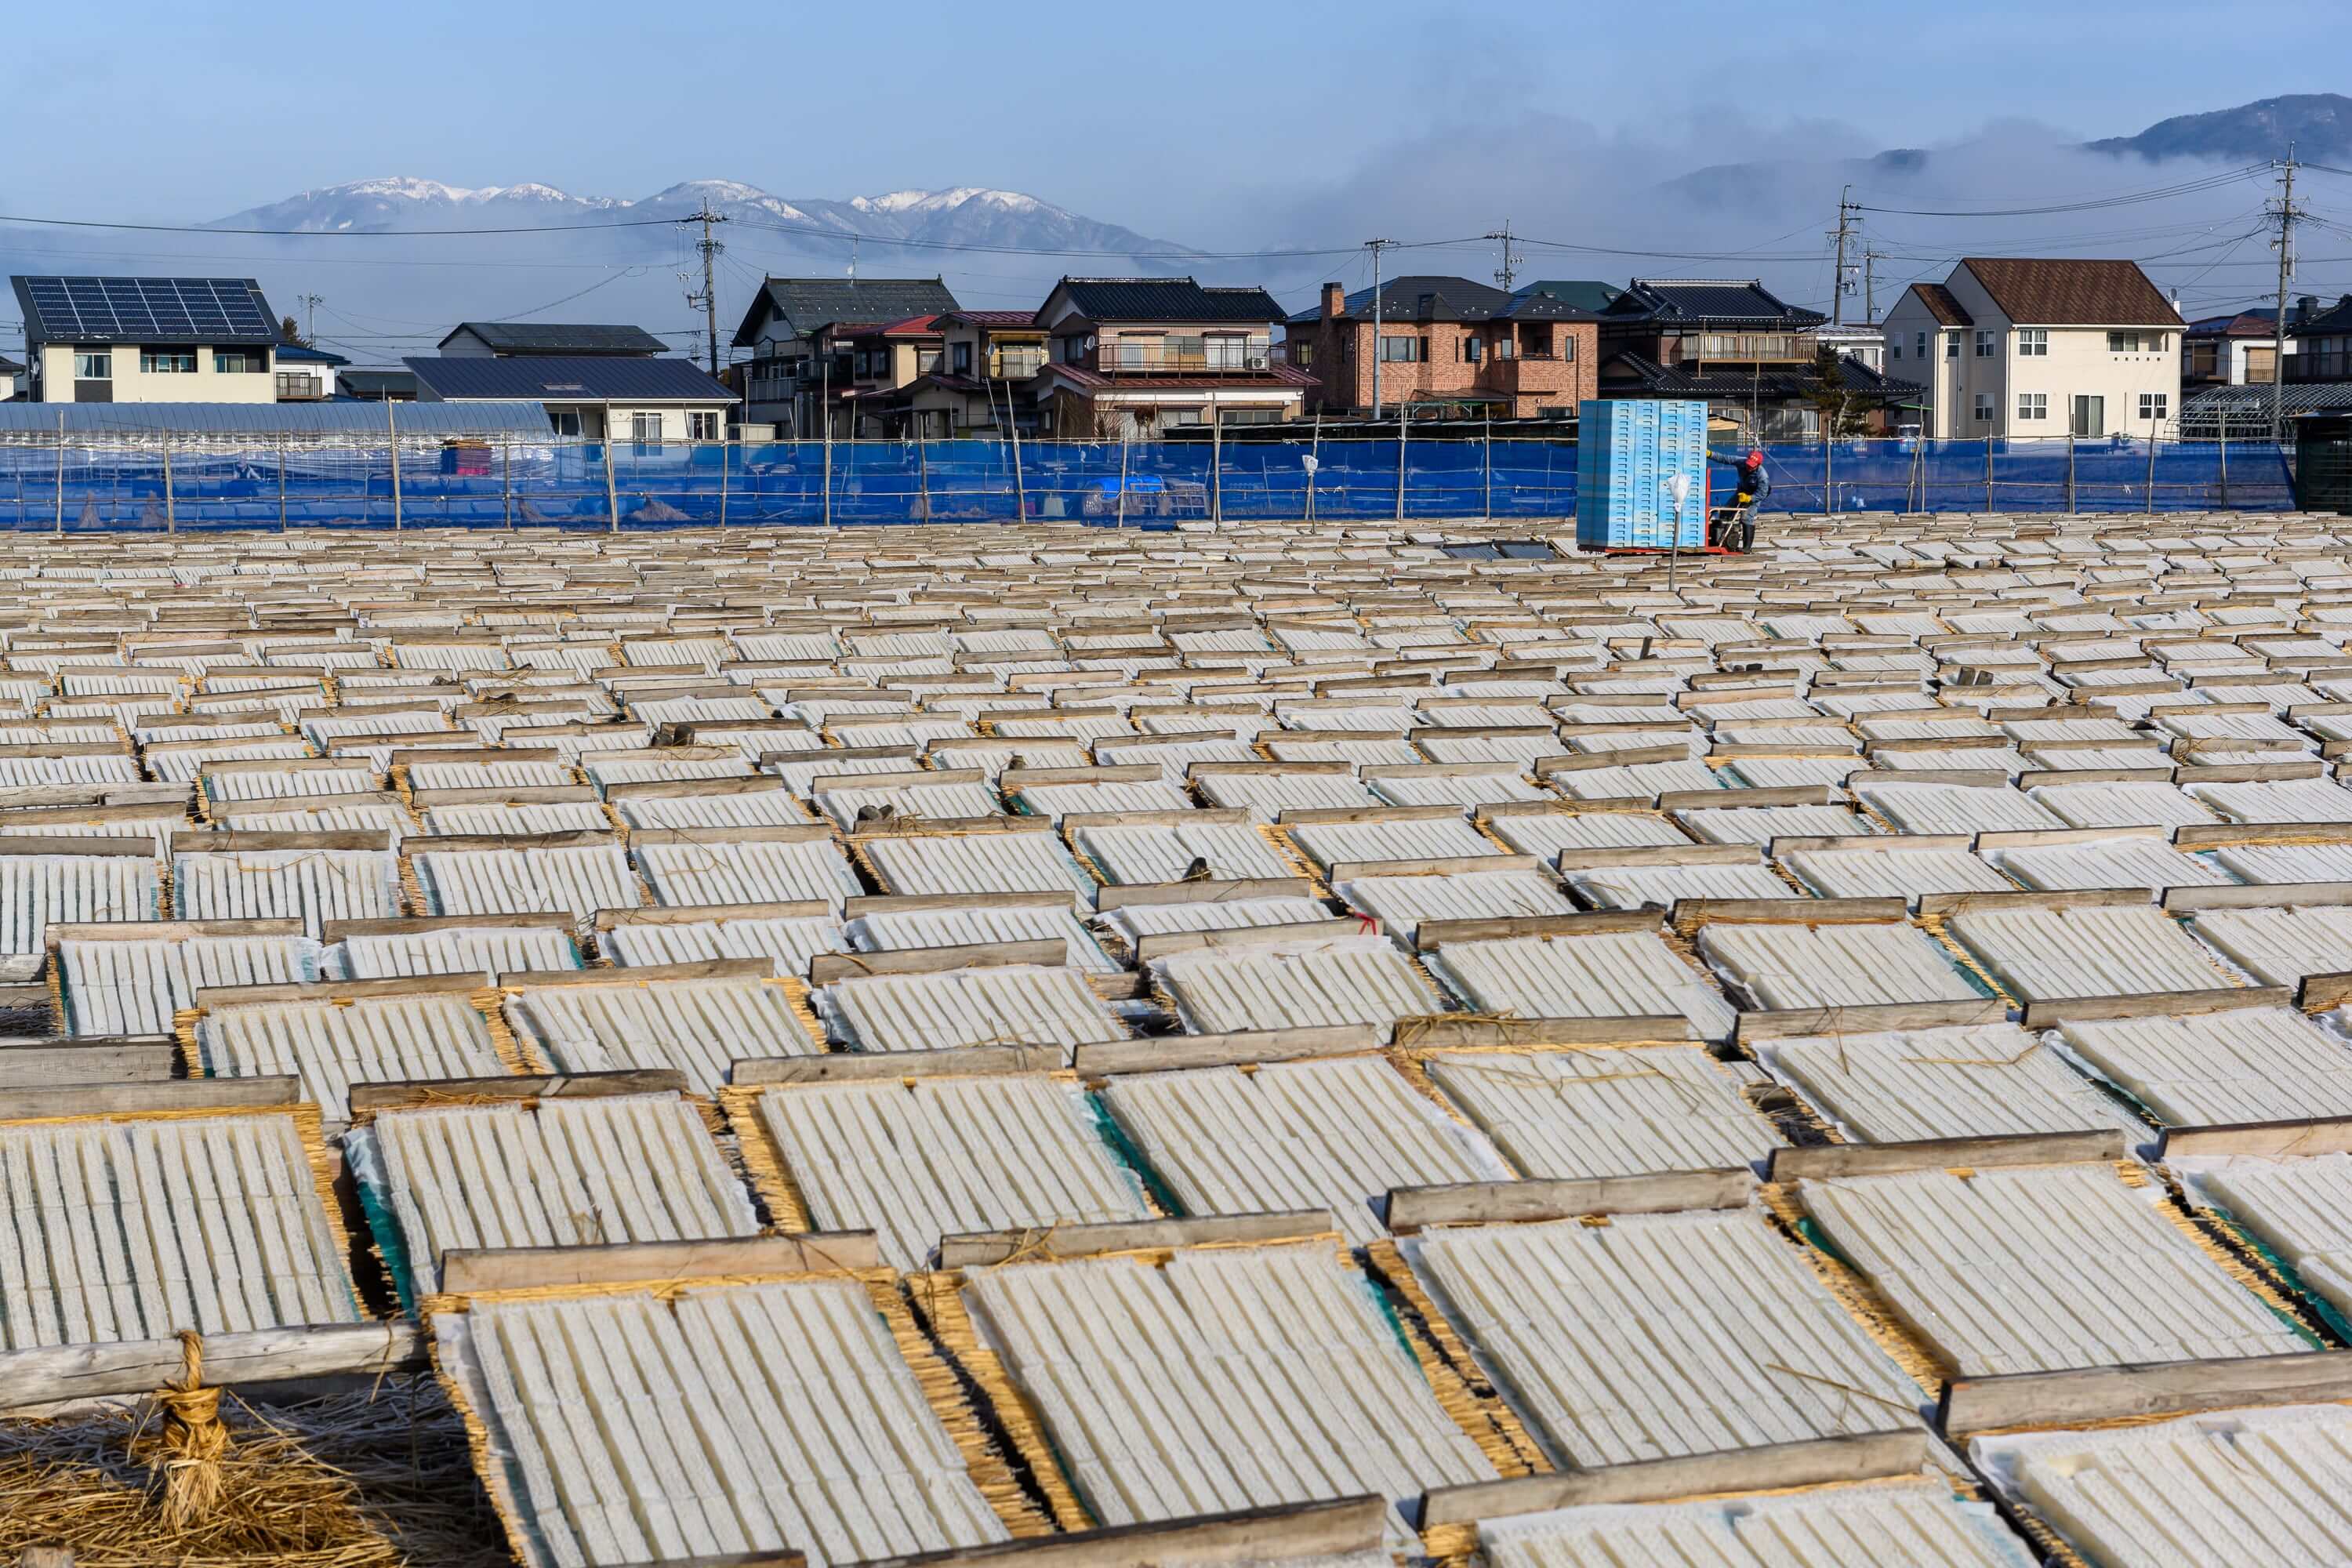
[602,434,619,532]
[386,401,402,531]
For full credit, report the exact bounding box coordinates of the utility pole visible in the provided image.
[2270,147,2300,444]
[1862,248,1888,325]
[298,293,323,345]
[680,201,730,376]
[1827,187,1860,325]
[1365,238,1396,419]
[1485,223,1519,292]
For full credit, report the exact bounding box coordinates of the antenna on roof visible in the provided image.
[849,235,858,285]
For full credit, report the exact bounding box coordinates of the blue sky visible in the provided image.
[5,0,2344,225]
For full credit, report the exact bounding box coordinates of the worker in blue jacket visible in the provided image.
[1708,447,1769,550]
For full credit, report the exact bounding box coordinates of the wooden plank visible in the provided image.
[730,1045,1065,1086]
[2300,971,2352,1011]
[808,940,1065,985]
[1535,742,1691,772]
[596,901,830,929]
[1385,1169,1754,1232]
[1767,1127,2126,1183]
[0,835,156,858]
[627,825,833,848]
[1325,855,1538,883]
[1134,920,1371,964]
[1915,887,2147,917]
[1091,877,1314,912]
[1058,808,1254,831]
[2174,821,2352,850]
[194,971,492,1011]
[0,1042,176,1087]
[1769,833,1972,858]
[1973,825,2165,851]
[1274,803,1460,826]
[1938,1349,2352,1436]
[938,1210,1334,1268]
[1674,897,1907,927]
[325,913,578,940]
[2021,985,2282,1027]
[0,1075,301,1123]
[408,830,618,853]
[1734,996,2011,1044]
[1417,1430,1930,1527]
[1553,844,1759,870]
[1392,1014,1695,1048]
[501,957,774,989]
[2176,760,2325,785]
[855,1499,1386,1568]
[345,1070,688,1115]
[1414,910,1666,949]
[47,918,302,945]
[1073,1024,1385,1076]
[437,1232,881,1296]
[2165,880,2352,912]
[842,891,1074,918]
[2159,1116,2352,1160]
[999,764,1167,790]
[0,1323,426,1412]
[1661,785,1839,811]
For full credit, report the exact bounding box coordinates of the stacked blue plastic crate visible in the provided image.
[1575,399,1708,550]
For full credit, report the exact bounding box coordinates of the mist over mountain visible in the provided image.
[2085,93,2352,163]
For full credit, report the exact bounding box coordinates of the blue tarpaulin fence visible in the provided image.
[0,435,2294,531]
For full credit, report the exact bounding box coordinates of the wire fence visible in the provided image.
[0,434,2299,531]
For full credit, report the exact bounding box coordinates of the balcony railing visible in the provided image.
[1675,333,1815,364]
[274,373,325,401]
[1091,338,1274,373]
[989,349,1045,379]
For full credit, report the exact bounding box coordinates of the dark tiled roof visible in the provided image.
[1047,277,1285,324]
[2187,308,2279,336]
[938,310,1042,328]
[1907,283,1973,328]
[731,278,960,347]
[2291,296,2352,336]
[274,342,350,365]
[1509,280,1621,316]
[1958,258,2182,327]
[403,355,735,402]
[0,355,23,375]
[1604,350,1922,401]
[437,321,667,354]
[1334,276,1515,323]
[1606,278,1826,328]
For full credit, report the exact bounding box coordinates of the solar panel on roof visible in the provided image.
[18,276,273,342]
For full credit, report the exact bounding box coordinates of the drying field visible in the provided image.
[11,513,2352,1566]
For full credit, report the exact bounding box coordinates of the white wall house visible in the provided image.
[404,354,736,441]
[10,276,283,405]
[1883,259,2183,441]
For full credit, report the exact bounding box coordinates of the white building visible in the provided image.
[1882,259,2183,440]
[11,275,285,405]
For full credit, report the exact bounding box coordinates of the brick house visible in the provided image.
[1285,275,1601,419]
[1028,277,1311,438]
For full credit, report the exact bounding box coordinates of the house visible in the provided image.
[877,310,1048,438]
[337,367,419,403]
[1882,259,2183,440]
[1029,276,1310,438]
[729,278,961,437]
[402,355,736,441]
[0,355,20,401]
[1595,278,1912,437]
[1813,322,1886,373]
[2287,294,2352,385]
[1283,274,1601,419]
[804,314,948,439]
[2183,308,2286,389]
[273,342,347,401]
[436,322,668,358]
[11,275,285,404]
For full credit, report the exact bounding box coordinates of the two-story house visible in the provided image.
[1882,259,2183,440]
[1028,277,1311,437]
[1595,278,1917,438]
[879,310,1049,437]
[2286,295,2352,386]
[11,275,285,404]
[271,342,347,401]
[1283,275,1601,419]
[728,277,960,437]
[2183,308,2285,390]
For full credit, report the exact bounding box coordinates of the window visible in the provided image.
[2017,392,2048,421]
[1973,330,1995,358]
[1946,334,1960,358]
[212,350,263,373]
[630,412,664,442]
[2139,392,2168,421]
[2018,328,2048,357]
[1218,408,1283,424]
[1973,394,1994,423]
[1890,340,1901,361]
[72,350,110,379]
[1495,334,1516,359]
[1463,336,1483,364]
[1287,340,1313,368]
[1378,336,1425,362]
[1915,332,1928,358]
[549,409,583,437]
[2187,340,2220,377]
[2107,331,2143,352]
[916,348,940,373]
[140,348,196,373]
[951,342,972,375]
[688,410,720,440]
[1558,336,1573,362]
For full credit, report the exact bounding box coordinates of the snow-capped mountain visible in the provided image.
[206,176,1198,261]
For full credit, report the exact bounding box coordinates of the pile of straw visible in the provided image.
[0,1377,507,1567]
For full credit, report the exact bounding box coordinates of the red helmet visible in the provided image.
[1745,448,1765,466]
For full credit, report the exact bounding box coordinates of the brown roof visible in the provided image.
[1907,283,1973,327]
[1958,258,2182,327]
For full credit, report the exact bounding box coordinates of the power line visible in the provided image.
[1853,165,2270,218]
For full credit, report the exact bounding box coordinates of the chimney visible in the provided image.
[1321,282,1344,320]
[2298,294,2318,323]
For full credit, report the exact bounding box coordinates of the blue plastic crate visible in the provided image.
[1575,400,1708,549]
